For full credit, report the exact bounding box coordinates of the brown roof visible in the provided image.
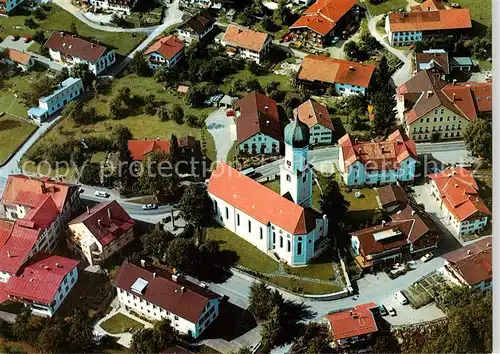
[412,0,447,11]
[222,25,270,52]
[235,91,282,143]
[388,8,472,32]
[293,99,334,131]
[4,48,32,65]
[208,163,321,235]
[376,184,408,209]
[180,9,215,35]
[113,261,219,323]
[443,236,492,286]
[144,35,185,60]
[391,202,441,244]
[415,51,450,74]
[45,32,109,63]
[298,55,375,88]
[456,82,492,113]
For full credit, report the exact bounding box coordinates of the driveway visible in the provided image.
[0,36,64,71]
[206,108,236,162]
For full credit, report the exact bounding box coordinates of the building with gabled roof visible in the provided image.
[45,32,116,75]
[456,81,492,119]
[144,35,185,70]
[385,0,472,46]
[293,99,334,145]
[427,168,490,236]
[326,302,378,349]
[1,48,34,72]
[442,236,492,291]
[235,91,282,155]
[289,0,358,48]
[297,55,375,95]
[415,49,450,79]
[67,201,135,266]
[376,183,408,213]
[114,261,220,338]
[177,9,216,43]
[88,0,139,14]
[221,25,272,64]
[338,129,417,187]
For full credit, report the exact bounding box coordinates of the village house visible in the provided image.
[427,168,490,237]
[0,253,79,317]
[235,91,282,155]
[221,25,272,64]
[208,119,329,267]
[67,201,135,266]
[293,99,334,145]
[297,55,375,96]
[415,49,450,79]
[114,261,220,338]
[289,0,358,48]
[177,9,216,43]
[385,0,472,47]
[0,0,24,13]
[88,0,138,14]
[442,236,492,291]
[144,35,185,70]
[376,183,408,213]
[396,70,482,141]
[27,77,84,123]
[456,81,492,119]
[326,302,378,350]
[338,130,417,187]
[1,48,34,72]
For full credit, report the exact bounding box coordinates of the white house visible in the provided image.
[88,0,138,14]
[338,130,417,187]
[293,99,334,145]
[114,261,220,339]
[221,25,272,64]
[0,0,24,13]
[27,77,83,122]
[67,201,135,266]
[177,9,215,43]
[45,32,116,75]
[144,35,185,70]
[427,168,490,236]
[208,119,329,267]
[1,253,79,317]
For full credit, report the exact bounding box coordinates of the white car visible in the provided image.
[420,253,433,263]
[141,204,158,210]
[387,306,397,316]
[94,191,110,198]
[395,291,408,305]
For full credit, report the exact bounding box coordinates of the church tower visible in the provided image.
[280,118,312,208]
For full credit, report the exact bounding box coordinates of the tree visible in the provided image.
[178,183,213,244]
[32,30,45,44]
[166,237,197,272]
[292,323,332,354]
[261,15,273,31]
[24,17,38,29]
[319,176,350,246]
[158,105,169,121]
[170,104,184,124]
[169,134,179,164]
[370,90,396,136]
[260,305,283,352]
[249,281,283,319]
[274,0,291,25]
[55,67,69,84]
[344,41,359,60]
[130,51,151,77]
[140,228,173,261]
[463,119,492,163]
[20,74,55,107]
[373,55,391,92]
[130,328,160,353]
[70,62,96,89]
[246,77,262,92]
[247,60,261,75]
[33,7,47,20]
[110,125,133,156]
[79,163,102,185]
[70,22,78,35]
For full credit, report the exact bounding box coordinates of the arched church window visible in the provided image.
[297,242,302,255]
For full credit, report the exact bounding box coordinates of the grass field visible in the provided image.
[269,276,342,295]
[454,0,491,35]
[221,69,294,95]
[0,4,145,55]
[284,252,335,281]
[0,115,37,164]
[364,0,408,16]
[100,313,144,334]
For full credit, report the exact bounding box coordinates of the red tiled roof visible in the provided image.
[351,220,411,255]
[388,8,472,32]
[428,168,490,221]
[235,91,282,143]
[45,32,109,63]
[298,55,375,88]
[326,302,378,340]
[4,48,31,65]
[294,99,334,131]
[443,236,492,286]
[222,25,270,52]
[0,222,41,275]
[113,261,219,323]
[208,163,321,235]
[412,0,447,11]
[455,82,492,113]
[290,0,357,35]
[128,139,171,161]
[144,35,185,61]
[5,253,79,305]
[339,129,417,170]
[69,200,134,247]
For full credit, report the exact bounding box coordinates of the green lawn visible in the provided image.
[205,224,279,274]
[100,313,144,334]
[0,4,146,55]
[364,0,408,16]
[284,252,335,281]
[90,151,108,164]
[221,69,294,95]
[343,187,379,211]
[454,0,491,35]
[269,276,342,295]
[0,115,37,164]
[226,140,239,164]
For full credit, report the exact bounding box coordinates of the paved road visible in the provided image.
[206,108,237,162]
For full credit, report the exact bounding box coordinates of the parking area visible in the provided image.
[206,108,236,162]
[0,35,33,52]
[381,300,446,326]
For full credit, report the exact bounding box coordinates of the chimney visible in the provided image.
[452,79,457,85]
[355,138,359,144]
[382,220,386,226]
[264,105,268,113]
[172,274,178,282]
[358,147,362,154]
[427,6,430,10]
[97,218,102,227]
[181,286,186,293]
[153,272,157,278]
[56,262,60,267]
[87,206,90,215]
[107,208,112,219]
[411,210,416,216]
[455,184,459,188]
[60,31,65,36]
[7,251,11,258]
[40,181,46,194]
[453,93,456,101]
[452,170,456,175]
[467,250,472,255]
[349,66,355,71]
[140,259,146,267]
[487,242,491,247]
[426,90,433,99]
[319,113,322,119]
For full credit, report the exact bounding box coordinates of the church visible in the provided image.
[208,119,329,267]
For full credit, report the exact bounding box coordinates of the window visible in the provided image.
[433,117,437,122]
[297,242,302,255]
[248,220,251,233]
[237,214,240,226]
[440,117,443,121]
[426,118,430,122]
[302,174,307,182]
[280,235,283,248]
[260,227,263,240]
[286,174,291,182]
[225,207,229,219]
[287,240,291,252]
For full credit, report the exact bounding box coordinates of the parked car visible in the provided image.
[387,306,397,316]
[24,35,32,43]
[378,304,388,316]
[12,35,20,41]
[94,191,110,198]
[283,34,292,42]
[226,109,235,117]
[142,203,158,210]
[420,253,433,263]
[395,291,408,305]
[332,36,340,44]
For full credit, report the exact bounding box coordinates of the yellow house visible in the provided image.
[397,70,478,142]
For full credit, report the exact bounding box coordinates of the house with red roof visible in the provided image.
[144,35,185,70]
[293,99,334,145]
[338,130,417,187]
[221,25,272,64]
[1,48,34,72]
[289,0,359,48]
[326,302,378,349]
[427,168,490,237]
[67,201,135,266]
[114,261,220,338]
[442,236,492,291]
[45,32,116,75]
[385,0,472,47]
[0,253,79,317]
[297,55,375,96]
